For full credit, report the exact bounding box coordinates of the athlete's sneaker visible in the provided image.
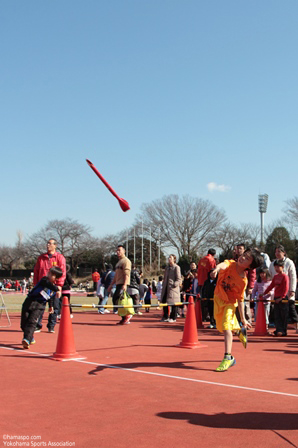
[216,357,236,372]
[168,319,176,323]
[237,327,247,349]
[30,338,36,345]
[48,328,55,334]
[22,339,30,349]
[34,328,42,333]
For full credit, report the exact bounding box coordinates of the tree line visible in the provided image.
[1,194,298,276]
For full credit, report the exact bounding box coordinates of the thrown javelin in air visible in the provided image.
[86,159,130,212]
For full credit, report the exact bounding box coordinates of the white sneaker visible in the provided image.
[104,309,110,314]
[70,314,74,319]
[168,319,176,323]
[137,311,143,315]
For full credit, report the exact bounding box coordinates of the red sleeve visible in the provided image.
[33,257,41,285]
[56,254,66,287]
[210,258,216,270]
[264,277,276,296]
[282,275,289,298]
[247,269,256,290]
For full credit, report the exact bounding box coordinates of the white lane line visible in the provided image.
[1,345,298,398]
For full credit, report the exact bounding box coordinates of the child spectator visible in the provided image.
[251,268,273,328]
[144,281,152,313]
[97,264,115,314]
[156,276,163,310]
[201,270,218,329]
[179,263,196,318]
[58,264,74,319]
[127,265,141,315]
[20,267,62,349]
[139,279,149,307]
[260,260,289,336]
[211,248,263,371]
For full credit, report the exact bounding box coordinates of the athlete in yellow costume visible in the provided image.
[211,248,263,372]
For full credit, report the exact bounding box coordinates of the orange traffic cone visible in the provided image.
[52,296,85,361]
[253,299,268,336]
[178,296,207,349]
[195,296,204,329]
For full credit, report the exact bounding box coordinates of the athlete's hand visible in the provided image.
[242,319,252,329]
[210,270,218,279]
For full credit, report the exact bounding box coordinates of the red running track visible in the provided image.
[0,311,297,448]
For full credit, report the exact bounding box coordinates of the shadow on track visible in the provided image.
[156,410,298,430]
[88,360,216,375]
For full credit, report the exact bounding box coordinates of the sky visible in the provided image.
[1,0,298,246]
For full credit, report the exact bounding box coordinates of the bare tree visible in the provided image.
[135,194,226,258]
[0,232,26,275]
[284,197,298,233]
[25,218,96,272]
[208,222,260,259]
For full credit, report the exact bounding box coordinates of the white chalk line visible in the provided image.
[1,345,298,399]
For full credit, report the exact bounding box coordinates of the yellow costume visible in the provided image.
[214,260,247,332]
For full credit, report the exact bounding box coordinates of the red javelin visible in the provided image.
[86,159,130,212]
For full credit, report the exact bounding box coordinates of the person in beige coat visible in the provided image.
[160,254,181,323]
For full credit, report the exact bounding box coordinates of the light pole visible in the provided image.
[141,219,144,273]
[258,194,269,247]
[149,226,152,273]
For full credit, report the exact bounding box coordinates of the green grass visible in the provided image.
[1,292,104,313]
[0,292,159,313]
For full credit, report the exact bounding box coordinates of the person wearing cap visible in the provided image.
[269,245,298,333]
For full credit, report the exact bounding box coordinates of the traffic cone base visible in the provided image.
[178,296,207,349]
[177,341,207,349]
[51,296,85,361]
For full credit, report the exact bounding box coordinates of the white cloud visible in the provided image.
[207,182,231,193]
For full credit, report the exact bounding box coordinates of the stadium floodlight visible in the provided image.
[258,194,269,246]
[258,194,268,213]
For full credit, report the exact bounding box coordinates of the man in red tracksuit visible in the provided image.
[34,238,66,333]
[197,249,217,295]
